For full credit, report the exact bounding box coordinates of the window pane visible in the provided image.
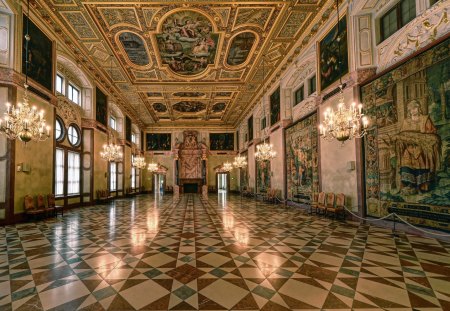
[110,117,116,130]
[309,75,316,95]
[56,75,63,94]
[55,149,64,196]
[110,162,117,191]
[67,152,80,195]
[381,9,398,41]
[131,167,136,189]
[401,0,416,26]
[68,84,80,105]
[55,119,62,141]
[294,85,304,106]
[68,126,79,146]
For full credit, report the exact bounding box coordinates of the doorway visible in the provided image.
[217,173,229,193]
[153,174,165,195]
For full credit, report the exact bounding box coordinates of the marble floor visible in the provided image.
[1,194,449,311]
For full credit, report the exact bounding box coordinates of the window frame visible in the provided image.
[55,116,65,142]
[110,116,117,131]
[110,162,117,192]
[67,151,81,195]
[294,85,304,107]
[67,124,81,147]
[56,74,64,94]
[308,74,317,96]
[68,83,81,105]
[379,0,416,42]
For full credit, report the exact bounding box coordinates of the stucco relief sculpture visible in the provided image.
[174,131,207,179]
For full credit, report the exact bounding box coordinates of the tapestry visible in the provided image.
[270,87,281,126]
[22,15,53,92]
[248,116,253,141]
[256,152,270,193]
[285,112,319,203]
[361,38,450,231]
[210,133,234,150]
[146,133,171,151]
[125,116,132,142]
[318,15,348,92]
[96,87,108,126]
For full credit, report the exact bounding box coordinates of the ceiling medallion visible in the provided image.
[154,10,220,77]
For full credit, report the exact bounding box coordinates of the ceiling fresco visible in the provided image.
[31,0,330,128]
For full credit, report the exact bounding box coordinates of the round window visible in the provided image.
[67,125,80,146]
[55,118,65,141]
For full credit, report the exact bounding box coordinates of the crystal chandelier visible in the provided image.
[233,155,247,168]
[319,0,369,143]
[255,142,277,162]
[100,141,123,162]
[222,161,233,172]
[319,93,369,142]
[255,55,277,162]
[147,161,158,172]
[0,0,50,145]
[132,154,146,169]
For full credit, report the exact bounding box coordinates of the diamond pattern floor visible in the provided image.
[1,194,449,310]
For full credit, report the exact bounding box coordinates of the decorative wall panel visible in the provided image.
[256,156,270,193]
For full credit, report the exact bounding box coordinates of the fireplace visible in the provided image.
[179,179,203,194]
[183,183,198,193]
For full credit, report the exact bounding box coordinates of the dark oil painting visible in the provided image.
[270,87,280,126]
[210,133,234,151]
[146,133,171,151]
[318,15,348,92]
[22,15,53,92]
[96,87,108,127]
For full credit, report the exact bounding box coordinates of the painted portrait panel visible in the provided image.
[285,113,319,203]
[318,15,348,92]
[210,133,234,151]
[155,10,219,76]
[270,87,281,126]
[125,116,132,142]
[173,101,206,113]
[146,133,171,151]
[240,151,249,190]
[361,38,450,231]
[96,87,108,127]
[226,32,256,66]
[22,15,53,92]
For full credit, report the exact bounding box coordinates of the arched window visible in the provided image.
[55,117,65,142]
[67,125,80,147]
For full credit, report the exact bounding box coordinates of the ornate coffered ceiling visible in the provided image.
[31,0,330,129]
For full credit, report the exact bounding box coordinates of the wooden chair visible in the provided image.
[47,194,64,217]
[310,193,319,214]
[316,192,326,215]
[325,193,335,217]
[37,194,51,217]
[24,195,45,220]
[327,193,345,219]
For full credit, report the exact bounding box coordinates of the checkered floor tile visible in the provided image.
[0,194,449,310]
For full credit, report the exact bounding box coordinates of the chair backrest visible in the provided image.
[37,195,46,209]
[335,193,345,208]
[47,194,55,207]
[318,192,326,205]
[325,193,335,207]
[312,193,319,203]
[24,195,35,211]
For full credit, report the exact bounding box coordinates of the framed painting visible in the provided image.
[248,116,253,141]
[22,15,53,92]
[209,133,234,151]
[125,116,132,142]
[256,150,270,193]
[318,14,348,92]
[146,133,171,151]
[285,112,319,203]
[96,87,108,126]
[270,87,280,126]
[361,37,450,231]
